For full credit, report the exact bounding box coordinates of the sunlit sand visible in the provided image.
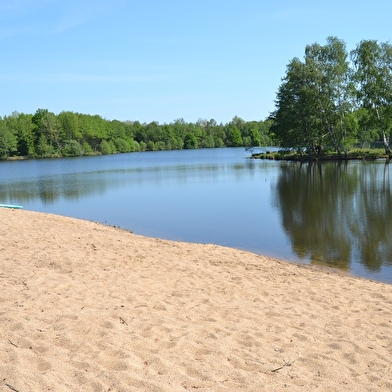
[1,209,391,391]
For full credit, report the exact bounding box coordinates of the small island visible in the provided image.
[251,148,390,162]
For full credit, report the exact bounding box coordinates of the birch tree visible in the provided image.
[351,40,392,155]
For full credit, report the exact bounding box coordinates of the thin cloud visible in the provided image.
[51,1,122,35]
[0,0,53,38]
[52,13,92,34]
[0,0,52,16]
[0,0,119,37]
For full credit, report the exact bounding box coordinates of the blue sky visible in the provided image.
[1,0,391,124]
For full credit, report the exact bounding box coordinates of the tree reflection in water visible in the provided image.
[274,161,392,272]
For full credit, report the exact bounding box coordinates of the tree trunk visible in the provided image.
[381,129,391,155]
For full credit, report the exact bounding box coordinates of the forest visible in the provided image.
[1,37,391,161]
[0,110,272,160]
[269,37,392,159]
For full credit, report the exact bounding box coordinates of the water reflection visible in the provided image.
[0,173,111,205]
[0,160,254,205]
[274,161,392,272]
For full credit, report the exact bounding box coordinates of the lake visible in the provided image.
[1,147,391,283]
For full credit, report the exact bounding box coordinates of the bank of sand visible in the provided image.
[1,209,391,392]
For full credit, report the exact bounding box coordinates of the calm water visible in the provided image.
[1,148,391,283]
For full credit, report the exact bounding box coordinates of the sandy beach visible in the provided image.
[1,208,391,391]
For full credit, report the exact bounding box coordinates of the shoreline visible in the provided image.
[251,152,390,162]
[1,208,392,391]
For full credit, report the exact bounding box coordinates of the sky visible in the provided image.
[1,0,391,124]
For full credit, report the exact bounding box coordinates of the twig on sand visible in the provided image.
[119,317,128,325]
[5,384,19,392]
[271,359,295,373]
[7,340,18,348]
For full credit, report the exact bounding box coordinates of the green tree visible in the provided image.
[81,141,93,155]
[78,114,108,151]
[249,128,262,146]
[2,112,35,157]
[227,125,243,146]
[99,139,116,155]
[354,108,379,148]
[306,37,352,156]
[230,116,246,132]
[271,37,353,157]
[58,111,81,142]
[0,117,17,159]
[32,109,61,156]
[351,40,392,155]
[114,138,131,153]
[183,132,198,149]
[259,119,273,145]
[214,137,225,147]
[270,57,320,155]
[36,134,54,156]
[62,140,84,156]
[14,113,35,156]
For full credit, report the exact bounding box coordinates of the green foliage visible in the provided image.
[99,140,116,155]
[0,109,279,160]
[114,138,131,153]
[62,140,84,157]
[253,147,386,161]
[0,117,17,159]
[227,126,243,146]
[270,36,392,158]
[183,133,198,149]
[147,140,157,151]
[214,137,225,147]
[11,113,35,156]
[78,141,91,155]
[130,140,141,152]
[32,109,61,153]
[139,141,147,151]
[347,148,385,159]
[270,57,316,153]
[249,128,262,146]
[58,111,81,140]
[155,141,166,151]
[36,134,55,157]
[351,40,392,155]
[354,108,379,148]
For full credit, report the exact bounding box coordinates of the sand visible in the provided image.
[1,208,391,391]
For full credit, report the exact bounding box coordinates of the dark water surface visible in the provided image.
[1,148,391,283]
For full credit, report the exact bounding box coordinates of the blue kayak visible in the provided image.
[0,204,24,209]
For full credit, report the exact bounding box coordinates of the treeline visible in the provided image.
[270,37,392,158]
[0,110,272,160]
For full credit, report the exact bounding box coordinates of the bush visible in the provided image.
[130,140,140,152]
[100,140,116,155]
[215,138,225,147]
[62,140,83,157]
[139,141,147,151]
[114,138,131,153]
[82,141,93,155]
[184,133,198,149]
[147,141,157,151]
[155,141,166,151]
